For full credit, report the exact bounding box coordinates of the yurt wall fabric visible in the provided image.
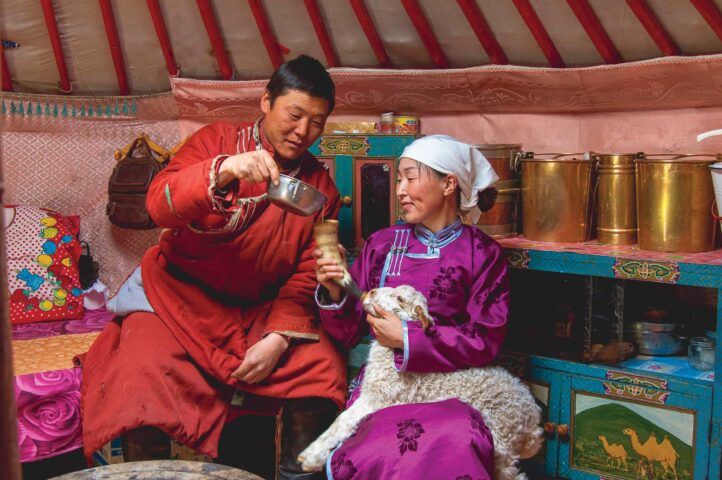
[1,93,180,293]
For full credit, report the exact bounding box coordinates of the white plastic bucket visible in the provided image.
[711,162,722,235]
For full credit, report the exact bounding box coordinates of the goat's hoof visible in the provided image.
[298,447,328,472]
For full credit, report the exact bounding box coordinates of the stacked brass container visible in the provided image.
[473,144,522,238]
[596,153,642,245]
[636,155,718,252]
[520,153,596,243]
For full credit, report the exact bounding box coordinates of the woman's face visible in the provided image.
[260,89,330,164]
[396,157,448,224]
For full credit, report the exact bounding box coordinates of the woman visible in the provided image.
[314,135,509,479]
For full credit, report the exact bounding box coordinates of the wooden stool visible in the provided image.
[48,460,263,479]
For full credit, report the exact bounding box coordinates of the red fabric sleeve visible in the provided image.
[146,123,254,229]
[264,173,342,340]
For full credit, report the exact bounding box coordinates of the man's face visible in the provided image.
[260,89,330,165]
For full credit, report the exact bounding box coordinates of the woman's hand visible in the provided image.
[218,150,280,188]
[312,244,347,303]
[367,306,404,349]
[231,333,288,384]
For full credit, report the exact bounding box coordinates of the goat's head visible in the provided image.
[362,285,434,331]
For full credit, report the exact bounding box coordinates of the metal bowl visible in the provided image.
[628,321,682,333]
[266,174,327,216]
[625,329,687,356]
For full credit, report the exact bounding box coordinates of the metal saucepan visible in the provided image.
[625,321,687,355]
[264,174,327,216]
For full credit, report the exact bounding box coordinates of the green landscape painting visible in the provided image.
[572,393,694,480]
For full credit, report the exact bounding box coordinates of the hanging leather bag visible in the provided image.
[106,137,165,229]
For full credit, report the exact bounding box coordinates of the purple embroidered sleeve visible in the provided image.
[317,237,380,348]
[394,241,509,372]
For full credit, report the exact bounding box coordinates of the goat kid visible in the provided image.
[299,285,544,480]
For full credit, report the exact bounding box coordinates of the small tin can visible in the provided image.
[379,112,394,134]
[393,115,420,134]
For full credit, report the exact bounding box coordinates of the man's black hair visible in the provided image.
[266,55,335,112]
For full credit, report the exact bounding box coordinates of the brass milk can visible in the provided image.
[472,144,522,238]
[596,153,642,245]
[521,153,597,243]
[636,155,717,252]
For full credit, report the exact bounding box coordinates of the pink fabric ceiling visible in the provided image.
[171,55,722,123]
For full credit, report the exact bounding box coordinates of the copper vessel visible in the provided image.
[636,155,717,252]
[475,181,520,237]
[596,153,642,245]
[473,144,522,237]
[521,153,596,243]
[473,144,522,180]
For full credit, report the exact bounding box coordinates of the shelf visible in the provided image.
[498,236,722,288]
[526,355,714,396]
[621,355,714,384]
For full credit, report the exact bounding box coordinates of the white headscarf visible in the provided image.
[400,135,498,223]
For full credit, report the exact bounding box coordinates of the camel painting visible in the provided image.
[598,435,629,470]
[572,394,693,480]
[622,429,679,480]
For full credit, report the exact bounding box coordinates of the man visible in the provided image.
[80,55,345,479]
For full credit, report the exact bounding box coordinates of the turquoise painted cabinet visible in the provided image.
[309,134,416,251]
[501,239,722,480]
[524,358,713,480]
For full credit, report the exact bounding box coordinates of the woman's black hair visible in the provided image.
[265,55,335,112]
[414,161,498,212]
[476,187,498,212]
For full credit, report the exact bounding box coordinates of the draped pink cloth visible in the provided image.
[12,308,115,462]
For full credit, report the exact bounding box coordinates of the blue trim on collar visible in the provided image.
[413,218,463,255]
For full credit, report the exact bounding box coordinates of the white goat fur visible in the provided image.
[299,285,544,480]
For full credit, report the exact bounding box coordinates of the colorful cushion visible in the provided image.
[4,206,84,324]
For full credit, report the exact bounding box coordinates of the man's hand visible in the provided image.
[367,306,404,349]
[232,333,289,384]
[218,150,280,188]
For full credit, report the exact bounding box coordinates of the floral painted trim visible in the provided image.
[208,154,231,214]
[394,319,410,372]
[315,284,348,310]
[164,183,182,218]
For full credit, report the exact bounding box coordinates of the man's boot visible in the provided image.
[278,397,338,480]
[121,426,171,462]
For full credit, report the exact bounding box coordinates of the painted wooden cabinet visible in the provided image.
[523,358,713,479]
[309,134,416,251]
[499,238,722,480]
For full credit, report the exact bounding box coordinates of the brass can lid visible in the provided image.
[473,144,522,155]
[521,152,591,162]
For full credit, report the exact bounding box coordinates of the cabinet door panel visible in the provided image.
[527,366,568,478]
[332,155,353,247]
[562,375,710,480]
[353,158,395,247]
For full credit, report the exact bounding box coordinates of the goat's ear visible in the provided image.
[414,305,433,332]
